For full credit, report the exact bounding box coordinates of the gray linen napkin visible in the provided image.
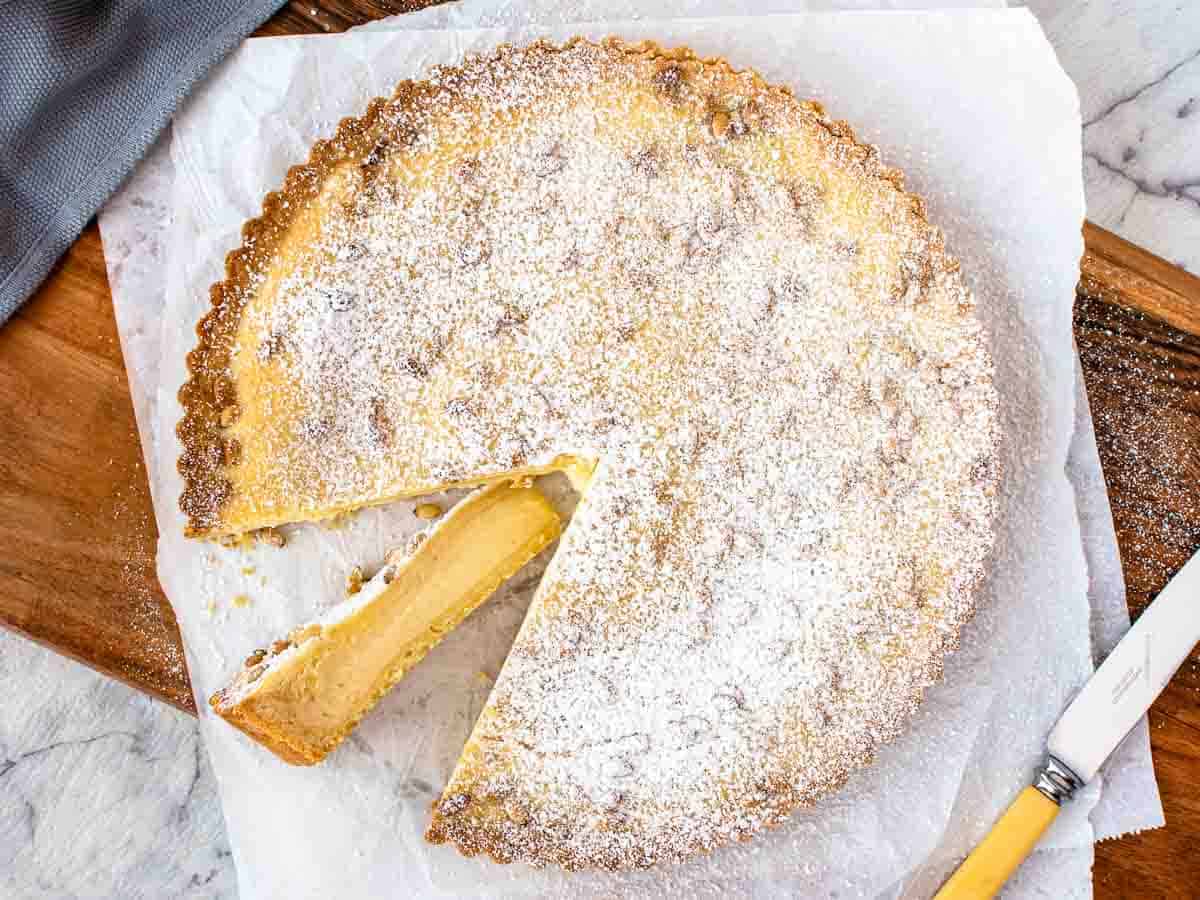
[0,0,285,325]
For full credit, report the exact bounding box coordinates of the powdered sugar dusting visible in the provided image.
[188,40,999,869]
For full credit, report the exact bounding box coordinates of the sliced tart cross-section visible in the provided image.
[210,481,562,765]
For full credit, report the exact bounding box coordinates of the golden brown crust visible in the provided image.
[209,680,324,766]
[176,36,933,538]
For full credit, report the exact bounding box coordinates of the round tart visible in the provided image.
[179,38,1000,870]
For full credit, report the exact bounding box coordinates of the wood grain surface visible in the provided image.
[0,5,1197,894]
[1076,225,1200,899]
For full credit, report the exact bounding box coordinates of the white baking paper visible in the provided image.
[1066,355,1163,842]
[95,6,1162,899]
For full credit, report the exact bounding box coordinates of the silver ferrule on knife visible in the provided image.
[1031,755,1084,805]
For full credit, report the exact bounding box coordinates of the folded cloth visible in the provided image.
[0,0,285,326]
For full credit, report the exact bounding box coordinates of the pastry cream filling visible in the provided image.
[212,480,562,764]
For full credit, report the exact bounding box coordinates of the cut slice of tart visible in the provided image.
[210,481,562,765]
[182,38,1001,869]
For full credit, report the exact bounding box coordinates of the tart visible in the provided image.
[179,38,1000,870]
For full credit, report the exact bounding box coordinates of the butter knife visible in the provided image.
[934,547,1200,899]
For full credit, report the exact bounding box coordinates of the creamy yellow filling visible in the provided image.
[217,480,562,764]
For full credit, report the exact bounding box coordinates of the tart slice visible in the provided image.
[210,481,562,765]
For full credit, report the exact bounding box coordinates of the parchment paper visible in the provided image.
[96,6,1162,898]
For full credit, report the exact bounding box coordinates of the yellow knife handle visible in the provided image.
[933,787,1060,900]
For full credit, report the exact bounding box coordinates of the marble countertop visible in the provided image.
[1031,0,1200,273]
[2,3,1197,897]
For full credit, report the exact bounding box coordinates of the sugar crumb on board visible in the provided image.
[1074,292,1200,603]
[107,457,189,704]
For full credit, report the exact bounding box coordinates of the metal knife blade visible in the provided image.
[1048,547,1200,784]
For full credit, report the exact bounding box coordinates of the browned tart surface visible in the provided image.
[179,38,999,870]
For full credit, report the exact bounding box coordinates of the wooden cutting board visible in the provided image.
[1,4,1198,895]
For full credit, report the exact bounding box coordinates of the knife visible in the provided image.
[934,547,1200,899]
